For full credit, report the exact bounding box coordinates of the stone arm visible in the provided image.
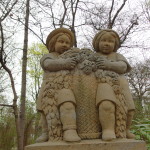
[96,58,127,74]
[42,57,77,72]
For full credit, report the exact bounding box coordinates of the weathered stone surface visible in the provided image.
[25,139,147,150]
[34,28,143,149]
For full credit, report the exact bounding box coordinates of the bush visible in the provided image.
[132,118,150,150]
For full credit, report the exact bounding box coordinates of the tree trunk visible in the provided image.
[19,0,30,149]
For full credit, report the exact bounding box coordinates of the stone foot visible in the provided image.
[126,130,135,139]
[36,132,48,143]
[63,129,81,142]
[102,130,116,141]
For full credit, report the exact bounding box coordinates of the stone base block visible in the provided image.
[25,139,147,150]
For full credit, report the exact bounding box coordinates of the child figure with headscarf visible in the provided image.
[92,29,135,141]
[36,28,81,142]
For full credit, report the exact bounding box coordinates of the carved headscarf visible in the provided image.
[46,28,75,52]
[92,29,120,52]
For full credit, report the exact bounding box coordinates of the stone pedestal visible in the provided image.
[25,139,147,150]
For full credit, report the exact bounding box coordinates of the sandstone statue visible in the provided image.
[36,28,135,143]
[36,28,81,142]
[92,29,135,140]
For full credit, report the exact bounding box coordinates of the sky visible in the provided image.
[1,0,150,103]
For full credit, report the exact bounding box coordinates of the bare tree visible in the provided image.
[126,59,150,119]
[81,0,139,48]
[19,0,30,149]
[0,0,30,149]
[0,0,20,149]
[127,59,150,111]
[22,0,86,47]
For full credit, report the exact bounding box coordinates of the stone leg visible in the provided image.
[126,110,135,139]
[99,100,116,141]
[36,112,48,143]
[60,102,81,142]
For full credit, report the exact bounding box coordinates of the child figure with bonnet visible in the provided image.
[36,28,81,142]
[93,29,135,141]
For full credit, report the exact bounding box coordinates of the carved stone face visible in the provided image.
[54,34,71,54]
[98,33,115,54]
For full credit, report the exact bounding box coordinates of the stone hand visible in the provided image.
[96,58,111,70]
[64,58,77,70]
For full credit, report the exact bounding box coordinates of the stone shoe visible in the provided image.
[36,132,48,143]
[63,129,81,142]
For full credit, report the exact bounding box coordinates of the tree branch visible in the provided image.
[0,104,13,107]
[0,0,18,23]
[111,0,127,28]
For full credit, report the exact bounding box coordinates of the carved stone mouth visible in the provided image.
[103,47,109,50]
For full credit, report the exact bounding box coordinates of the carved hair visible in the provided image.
[92,29,120,52]
[46,28,75,52]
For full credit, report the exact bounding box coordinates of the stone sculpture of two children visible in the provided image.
[36,27,135,143]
